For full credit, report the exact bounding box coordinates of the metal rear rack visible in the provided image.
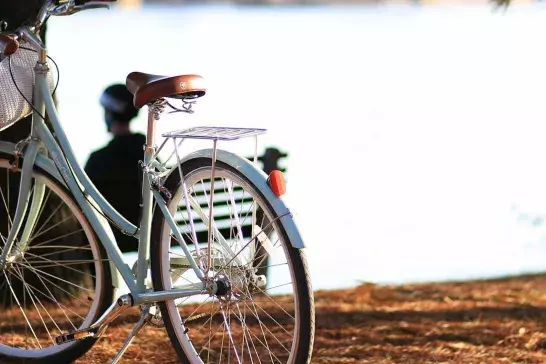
[154,126,267,273]
[162,126,267,141]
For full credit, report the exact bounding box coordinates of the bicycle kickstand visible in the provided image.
[111,304,153,364]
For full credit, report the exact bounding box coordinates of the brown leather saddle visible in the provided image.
[126,72,206,109]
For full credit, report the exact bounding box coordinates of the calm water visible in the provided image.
[44,3,546,290]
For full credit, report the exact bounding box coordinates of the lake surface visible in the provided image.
[44,3,546,290]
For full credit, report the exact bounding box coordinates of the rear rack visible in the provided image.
[162,126,267,141]
[153,125,268,273]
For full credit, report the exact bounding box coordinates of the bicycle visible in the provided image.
[0,1,315,363]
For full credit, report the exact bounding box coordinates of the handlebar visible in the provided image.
[74,0,117,3]
[42,0,115,23]
[47,2,112,17]
[0,0,115,57]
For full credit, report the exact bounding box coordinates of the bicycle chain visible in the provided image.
[183,312,209,324]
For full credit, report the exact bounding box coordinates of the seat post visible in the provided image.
[145,98,166,152]
[146,108,155,152]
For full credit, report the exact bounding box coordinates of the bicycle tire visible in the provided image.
[150,157,315,364]
[0,155,114,363]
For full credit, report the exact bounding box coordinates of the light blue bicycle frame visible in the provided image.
[0,49,207,305]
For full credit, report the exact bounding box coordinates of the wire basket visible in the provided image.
[0,42,54,132]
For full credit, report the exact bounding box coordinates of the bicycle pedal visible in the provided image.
[55,328,96,345]
[55,294,134,346]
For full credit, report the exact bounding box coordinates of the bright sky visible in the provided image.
[46,4,546,289]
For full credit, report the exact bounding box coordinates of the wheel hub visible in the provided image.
[214,274,232,297]
[1,244,25,270]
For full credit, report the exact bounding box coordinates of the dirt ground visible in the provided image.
[75,273,546,363]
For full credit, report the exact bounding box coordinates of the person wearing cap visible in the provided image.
[84,84,145,253]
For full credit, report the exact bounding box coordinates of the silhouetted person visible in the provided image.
[84,84,145,253]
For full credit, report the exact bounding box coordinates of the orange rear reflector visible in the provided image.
[268,170,286,197]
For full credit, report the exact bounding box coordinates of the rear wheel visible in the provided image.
[151,158,314,364]
[0,157,114,363]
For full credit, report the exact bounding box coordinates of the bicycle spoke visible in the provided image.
[28,213,76,246]
[18,261,93,309]
[220,304,242,364]
[30,244,91,251]
[24,258,108,265]
[12,266,54,344]
[232,305,283,364]
[11,267,63,332]
[30,199,66,240]
[23,251,95,279]
[242,288,289,361]
[9,270,82,330]
[30,229,86,249]
[224,179,243,252]
[0,178,13,229]
[235,301,259,364]
[196,309,237,361]
[20,268,82,322]
[219,301,226,363]
[211,218,285,280]
[241,298,293,339]
[240,298,291,354]
[242,285,295,320]
[2,270,42,349]
[205,298,216,363]
[32,188,53,237]
[168,269,195,287]
[17,261,92,293]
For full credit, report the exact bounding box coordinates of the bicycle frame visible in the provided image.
[0,55,208,305]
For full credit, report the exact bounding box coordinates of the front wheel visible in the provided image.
[151,157,314,363]
[0,156,114,363]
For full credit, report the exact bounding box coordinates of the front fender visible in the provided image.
[171,149,305,249]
